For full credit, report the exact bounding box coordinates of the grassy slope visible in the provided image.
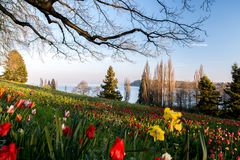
[1,80,239,130]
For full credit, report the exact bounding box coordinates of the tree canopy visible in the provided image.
[225,63,240,117]
[198,75,220,114]
[0,0,212,61]
[2,50,28,83]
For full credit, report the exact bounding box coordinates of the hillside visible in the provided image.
[0,80,239,159]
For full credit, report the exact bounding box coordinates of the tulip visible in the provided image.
[15,99,25,108]
[32,109,37,115]
[161,152,172,160]
[0,143,17,160]
[0,88,5,98]
[86,124,96,139]
[16,114,22,122]
[7,105,14,114]
[6,95,12,103]
[28,102,35,108]
[23,100,31,108]
[110,137,125,160]
[218,151,223,160]
[0,122,11,137]
[26,115,31,122]
[64,110,70,118]
[62,124,72,137]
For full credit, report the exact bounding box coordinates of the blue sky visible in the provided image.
[2,1,240,86]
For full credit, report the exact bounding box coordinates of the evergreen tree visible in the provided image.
[99,66,122,101]
[2,50,27,83]
[51,78,56,90]
[198,75,220,114]
[224,63,240,117]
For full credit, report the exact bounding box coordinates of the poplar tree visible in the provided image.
[99,66,122,101]
[193,70,200,105]
[167,58,175,107]
[138,61,151,104]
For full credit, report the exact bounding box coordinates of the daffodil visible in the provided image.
[164,108,182,121]
[163,107,172,120]
[148,125,165,141]
[164,108,183,132]
[174,120,182,132]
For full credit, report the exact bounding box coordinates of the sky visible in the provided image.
[1,1,240,86]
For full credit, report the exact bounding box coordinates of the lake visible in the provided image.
[58,85,139,103]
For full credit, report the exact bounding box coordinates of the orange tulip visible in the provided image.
[16,114,22,122]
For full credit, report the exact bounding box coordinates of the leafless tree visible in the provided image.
[124,78,131,102]
[157,60,164,106]
[0,0,213,61]
[193,64,204,105]
[199,64,204,78]
[138,61,151,104]
[193,70,200,105]
[163,63,167,107]
[167,58,175,107]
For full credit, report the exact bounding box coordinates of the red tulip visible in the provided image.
[62,124,72,137]
[218,151,223,160]
[15,99,24,108]
[110,137,125,160]
[86,124,95,139]
[0,122,11,137]
[0,143,17,160]
[155,158,161,160]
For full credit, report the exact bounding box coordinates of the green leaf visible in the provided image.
[199,130,207,160]
[44,126,55,160]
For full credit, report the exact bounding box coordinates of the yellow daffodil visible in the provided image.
[164,107,182,121]
[148,125,165,141]
[174,120,182,132]
[164,108,183,133]
[163,107,172,120]
[171,112,182,120]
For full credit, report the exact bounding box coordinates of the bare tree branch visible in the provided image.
[0,0,213,61]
